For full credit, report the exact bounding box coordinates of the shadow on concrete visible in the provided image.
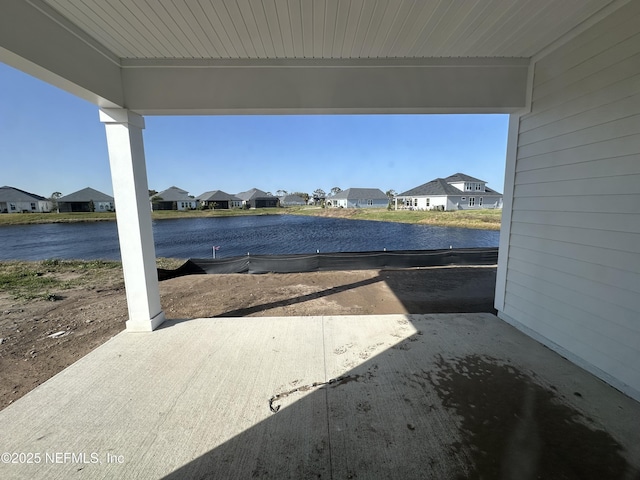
[161,315,638,480]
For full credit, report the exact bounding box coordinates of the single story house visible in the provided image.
[197,190,242,209]
[327,188,388,208]
[57,187,114,213]
[279,194,306,206]
[0,186,51,213]
[235,188,279,208]
[151,186,196,211]
[396,173,503,211]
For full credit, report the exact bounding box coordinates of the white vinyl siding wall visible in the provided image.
[500,1,640,400]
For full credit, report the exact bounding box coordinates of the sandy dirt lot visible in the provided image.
[0,266,496,410]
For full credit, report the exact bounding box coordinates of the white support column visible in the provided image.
[100,108,165,332]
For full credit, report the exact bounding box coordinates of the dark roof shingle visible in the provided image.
[400,174,502,196]
[444,172,486,183]
[330,188,388,200]
[0,186,46,202]
[197,190,241,202]
[235,188,273,201]
[153,187,193,202]
[58,187,114,203]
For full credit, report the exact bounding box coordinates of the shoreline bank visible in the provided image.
[0,207,502,230]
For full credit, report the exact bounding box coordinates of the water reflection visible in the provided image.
[0,215,499,261]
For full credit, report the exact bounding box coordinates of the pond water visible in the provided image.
[0,215,500,261]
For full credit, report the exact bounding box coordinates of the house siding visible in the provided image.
[499,1,640,400]
[346,199,387,208]
[1,201,49,213]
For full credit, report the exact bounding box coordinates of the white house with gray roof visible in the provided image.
[58,187,114,213]
[235,188,278,209]
[197,190,242,209]
[0,186,51,213]
[327,188,388,209]
[396,173,503,211]
[151,186,196,211]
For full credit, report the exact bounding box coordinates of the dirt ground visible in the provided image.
[0,266,496,410]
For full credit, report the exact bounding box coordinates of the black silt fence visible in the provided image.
[157,247,498,280]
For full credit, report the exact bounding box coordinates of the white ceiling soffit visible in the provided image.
[1,0,619,114]
[41,0,613,61]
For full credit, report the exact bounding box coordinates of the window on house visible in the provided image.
[465,183,472,191]
[414,199,418,207]
[479,197,483,206]
[461,197,466,201]
[475,183,482,190]
[469,197,475,207]
[367,199,373,206]
[31,203,36,210]
[10,203,16,211]
[426,198,430,207]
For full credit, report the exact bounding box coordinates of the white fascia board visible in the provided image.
[0,0,123,108]
[121,58,529,115]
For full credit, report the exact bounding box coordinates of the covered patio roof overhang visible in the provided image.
[1,0,639,402]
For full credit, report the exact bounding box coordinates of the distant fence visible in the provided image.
[158,247,498,280]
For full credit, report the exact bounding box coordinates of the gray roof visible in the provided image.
[197,190,241,202]
[444,172,487,183]
[400,175,501,196]
[58,187,114,203]
[330,188,388,200]
[279,194,306,203]
[400,178,462,197]
[153,186,193,202]
[0,186,46,202]
[235,188,273,201]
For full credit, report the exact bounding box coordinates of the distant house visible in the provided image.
[0,186,52,213]
[235,188,279,208]
[197,190,242,209]
[326,188,388,208]
[151,186,196,211]
[309,194,325,206]
[279,194,306,206]
[396,173,503,211]
[57,187,114,213]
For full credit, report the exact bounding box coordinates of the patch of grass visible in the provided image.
[151,208,284,220]
[0,258,187,301]
[0,259,123,301]
[156,257,187,270]
[0,266,60,300]
[0,209,293,226]
[0,212,116,225]
[287,207,502,230]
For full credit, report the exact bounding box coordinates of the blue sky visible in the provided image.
[1,62,509,199]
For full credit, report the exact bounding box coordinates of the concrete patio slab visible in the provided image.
[0,314,638,479]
